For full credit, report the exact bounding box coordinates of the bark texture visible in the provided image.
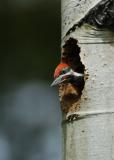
[61,0,114,160]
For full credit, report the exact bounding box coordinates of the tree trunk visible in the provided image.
[61,0,114,160]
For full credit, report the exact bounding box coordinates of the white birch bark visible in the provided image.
[62,0,114,160]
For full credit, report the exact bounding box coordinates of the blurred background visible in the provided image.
[0,0,61,160]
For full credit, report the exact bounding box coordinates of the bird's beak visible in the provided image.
[51,75,67,87]
[51,76,63,87]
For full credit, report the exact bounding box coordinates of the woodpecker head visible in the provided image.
[51,63,84,87]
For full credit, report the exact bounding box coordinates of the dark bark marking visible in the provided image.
[66,0,114,36]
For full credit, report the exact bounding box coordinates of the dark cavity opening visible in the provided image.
[61,37,85,94]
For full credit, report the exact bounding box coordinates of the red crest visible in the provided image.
[54,63,69,78]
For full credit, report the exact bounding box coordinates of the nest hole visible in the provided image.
[61,37,85,94]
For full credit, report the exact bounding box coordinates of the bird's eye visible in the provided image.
[61,69,66,74]
[61,67,71,75]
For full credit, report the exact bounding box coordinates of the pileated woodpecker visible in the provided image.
[51,62,84,87]
[51,38,84,91]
